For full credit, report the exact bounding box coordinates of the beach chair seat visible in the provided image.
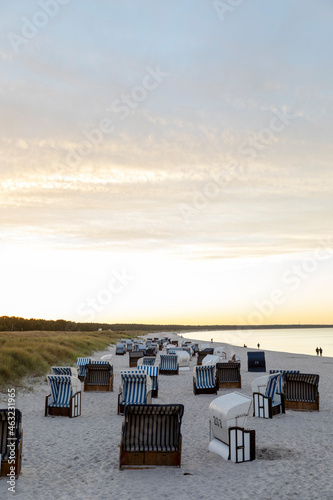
[193,365,217,395]
[76,357,92,381]
[216,362,241,389]
[45,375,81,417]
[119,404,184,469]
[247,351,266,372]
[159,354,179,375]
[252,373,284,419]
[269,370,300,394]
[208,393,255,463]
[84,361,113,392]
[0,409,23,478]
[51,366,78,377]
[283,373,319,411]
[140,365,159,398]
[118,371,152,415]
[139,356,156,366]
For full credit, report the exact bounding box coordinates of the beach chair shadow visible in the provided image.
[0,408,23,478]
[216,362,241,389]
[45,375,81,418]
[193,365,218,395]
[208,392,255,463]
[119,404,184,469]
[118,371,152,415]
[84,361,113,392]
[252,373,285,419]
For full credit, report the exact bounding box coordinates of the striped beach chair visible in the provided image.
[193,365,217,395]
[252,373,285,419]
[77,357,92,380]
[45,375,81,418]
[216,362,241,389]
[84,361,113,392]
[141,365,159,398]
[283,373,319,411]
[159,354,179,375]
[118,371,152,415]
[119,404,184,469]
[51,366,78,378]
[0,409,23,478]
[269,370,300,395]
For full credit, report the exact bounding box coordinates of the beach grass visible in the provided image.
[0,330,138,389]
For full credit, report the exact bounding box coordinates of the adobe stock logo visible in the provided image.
[77,269,134,322]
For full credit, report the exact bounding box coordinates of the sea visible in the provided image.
[181,327,333,358]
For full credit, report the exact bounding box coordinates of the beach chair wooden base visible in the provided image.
[285,399,319,411]
[193,379,218,395]
[84,375,113,392]
[45,392,81,418]
[218,381,242,389]
[0,431,23,479]
[253,392,285,419]
[119,445,182,469]
[159,368,179,375]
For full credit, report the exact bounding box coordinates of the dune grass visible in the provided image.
[0,330,138,390]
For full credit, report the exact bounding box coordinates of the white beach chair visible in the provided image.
[252,373,284,418]
[208,392,255,463]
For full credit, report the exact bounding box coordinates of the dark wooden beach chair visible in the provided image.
[247,351,266,372]
[283,373,319,411]
[216,362,241,389]
[129,350,145,368]
[0,409,23,478]
[84,362,113,392]
[119,404,184,469]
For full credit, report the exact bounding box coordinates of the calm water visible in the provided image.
[181,327,333,358]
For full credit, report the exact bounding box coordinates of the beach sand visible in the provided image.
[1,334,332,500]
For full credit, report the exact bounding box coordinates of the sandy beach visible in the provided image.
[1,333,332,500]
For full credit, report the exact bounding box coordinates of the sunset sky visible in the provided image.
[1,1,333,325]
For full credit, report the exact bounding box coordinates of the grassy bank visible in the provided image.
[0,330,138,390]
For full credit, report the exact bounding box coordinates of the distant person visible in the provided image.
[316,347,319,356]
[257,343,260,349]
[319,347,323,356]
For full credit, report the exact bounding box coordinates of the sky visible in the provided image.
[0,0,333,325]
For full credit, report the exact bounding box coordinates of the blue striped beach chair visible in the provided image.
[118,371,152,415]
[193,365,217,395]
[51,366,78,377]
[84,361,113,392]
[119,404,184,469]
[77,357,92,380]
[141,365,159,398]
[159,354,179,375]
[269,370,300,394]
[45,375,81,418]
[252,373,285,418]
[283,373,319,411]
[0,408,23,478]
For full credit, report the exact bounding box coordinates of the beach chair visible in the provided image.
[119,404,184,469]
[141,365,159,398]
[252,373,284,418]
[77,357,92,381]
[0,409,23,478]
[269,370,300,395]
[208,392,255,463]
[283,373,319,411]
[129,350,145,368]
[193,365,218,395]
[84,361,113,392]
[216,362,241,389]
[51,366,78,377]
[247,351,266,372]
[45,375,81,417]
[159,354,179,375]
[118,371,152,415]
[197,348,214,365]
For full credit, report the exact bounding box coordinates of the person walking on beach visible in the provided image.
[319,347,323,356]
[257,343,260,349]
[316,347,319,356]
